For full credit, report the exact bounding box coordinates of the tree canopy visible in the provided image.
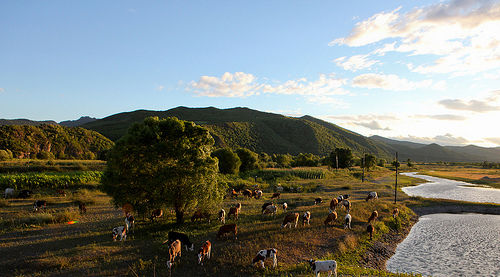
[330,148,353,169]
[100,117,225,224]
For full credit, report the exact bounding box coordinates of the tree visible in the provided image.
[212,148,241,174]
[273,154,293,168]
[330,148,353,169]
[363,153,378,170]
[407,158,413,167]
[236,148,260,172]
[100,117,225,224]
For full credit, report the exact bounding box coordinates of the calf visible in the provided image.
[329,198,338,213]
[282,202,288,212]
[302,211,311,226]
[324,212,337,226]
[150,209,163,221]
[315,197,322,205]
[125,213,135,233]
[166,239,182,269]
[366,191,378,201]
[344,214,352,230]
[79,203,87,214]
[308,259,337,277]
[18,189,33,199]
[112,226,127,241]
[197,240,211,265]
[33,200,47,212]
[3,188,15,199]
[262,204,277,218]
[261,202,273,213]
[216,224,237,239]
[271,192,281,200]
[228,207,239,220]
[367,224,374,239]
[393,208,399,218]
[191,210,211,222]
[166,231,194,251]
[368,211,378,223]
[281,213,299,228]
[218,209,226,224]
[252,248,277,269]
[341,200,351,213]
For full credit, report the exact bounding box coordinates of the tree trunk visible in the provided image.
[174,203,184,224]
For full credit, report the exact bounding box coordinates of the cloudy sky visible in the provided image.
[1,0,500,147]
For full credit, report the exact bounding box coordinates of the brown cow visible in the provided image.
[217,224,237,239]
[366,191,378,201]
[302,211,311,226]
[281,213,299,228]
[191,210,211,222]
[324,212,338,225]
[271,192,281,200]
[329,198,338,213]
[150,209,163,221]
[166,239,182,269]
[368,211,378,223]
[262,204,277,218]
[367,224,374,239]
[79,203,87,214]
[242,189,253,198]
[228,207,239,220]
[393,208,399,218]
[197,240,211,265]
[341,200,351,212]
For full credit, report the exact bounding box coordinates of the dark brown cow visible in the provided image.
[368,210,378,223]
[197,240,211,265]
[191,210,211,222]
[324,212,338,225]
[217,224,237,239]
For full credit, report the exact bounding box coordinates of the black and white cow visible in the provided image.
[125,213,135,233]
[309,259,337,277]
[166,231,195,251]
[112,226,127,241]
[33,200,47,212]
[252,248,277,269]
[18,190,33,199]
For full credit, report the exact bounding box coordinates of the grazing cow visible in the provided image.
[3,188,15,199]
[33,200,47,212]
[342,194,350,200]
[282,202,288,212]
[254,189,263,199]
[18,189,33,199]
[329,198,338,213]
[315,197,323,205]
[276,186,283,191]
[197,240,211,265]
[368,211,378,223]
[281,213,299,228]
[166,239,182,269]
[308,259,337,277]
[393,208,399,218]
[55,189,66,197]
[227,189,238,198]
[344,214,352,229]
[341,200,351,212]
[302,211,311,226]
[336,195,344,203]
[218,209,226,224]
[252,248,277,269]
[262,204,277,218]
[79,203,87,214]
[324,212,337,226]
[367,224,374,239]
[242,189,253,198]
[261,202,273,213]
[366,191,378,201]
[167,231,195,251]
[150,209,163,221]
[235,202,241,211]
[191,210,211,222]
[216,224,237,239]
[112,226,127,241]
[125,213,135,233]
[271,192,281,200]
[228,207,239,220]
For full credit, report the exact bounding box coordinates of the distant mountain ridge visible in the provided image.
[59,116,97,127]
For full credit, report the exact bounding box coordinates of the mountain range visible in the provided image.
[1,107,499,162]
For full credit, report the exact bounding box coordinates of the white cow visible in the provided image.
[309,259,337,277]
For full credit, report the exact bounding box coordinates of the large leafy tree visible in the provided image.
[212,148,241,174]
[362,153,378,170]
[101,117,225,224]
[330,148,353,169]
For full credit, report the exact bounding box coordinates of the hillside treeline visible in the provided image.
[0,125,114,160]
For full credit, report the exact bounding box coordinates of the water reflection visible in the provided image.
[401,172,500,204]
[387,213,500,277]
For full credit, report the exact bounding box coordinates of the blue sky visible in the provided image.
[1,0,500,147]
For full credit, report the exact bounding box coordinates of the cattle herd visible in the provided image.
[3,186,399,276]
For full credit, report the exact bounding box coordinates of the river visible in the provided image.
[387,173,500,277]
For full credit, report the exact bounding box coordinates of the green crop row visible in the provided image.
[0,171,103,190]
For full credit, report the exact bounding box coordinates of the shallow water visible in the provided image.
[387,213,500,277]
[401,172,500,204]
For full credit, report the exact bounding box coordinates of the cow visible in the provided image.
[366,191,378,201]
[79,203,87,214]
[55,189,66,197]
[166,231,195,251]
[367,224,374,240]
[271,192,281,200]
[242,189,253,198]
[308,259,337,277]
[3,188,15,199]
[341,200,351,213]
[315,197,323,205]
[329,198,338,213]
[191,210,211,222]
[261,202,273,213]
[111,226,127,242]
[302,211,311,226]
[344,214,352,230]
[254,189,263,199]
[262,204,277,218]
[226,189,238,198]
[342,194,350,200]
[252,248,277,269]
[336,195,344,203]
[324,212,337,226]
[166,239,182,269]
[33,200,47,212]
[393,208,399,218]
[197,240,211,265]
[281,213,299,228]
[18,190,33,199]
[368,211,378,223]
[282,202,288,212]
[216,224,237,239]
[235,202,241,212]
[150,209,163,221]
[125,213,135,233]
[218,209,226,224]
[228,207,239,220]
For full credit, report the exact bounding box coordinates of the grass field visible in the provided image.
[413,164,500,189]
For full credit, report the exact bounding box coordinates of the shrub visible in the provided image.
[70,189,97,205]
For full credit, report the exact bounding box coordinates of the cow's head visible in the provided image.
[308,259,316,270]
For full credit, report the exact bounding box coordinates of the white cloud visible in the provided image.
[390,133,471,146]
[351,73,433,91]
[357,120,392,131]
[412,114,468,121]
[154,85,164,91]
[333,55,379,71]
[306,95,351,108]
[438,91,500,112]
[432,80,448,90]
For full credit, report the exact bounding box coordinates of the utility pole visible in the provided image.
[335,154,338,172]
[394,152,398,204]
[362,152,365,182]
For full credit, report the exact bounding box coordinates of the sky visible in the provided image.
[1,0,500,147]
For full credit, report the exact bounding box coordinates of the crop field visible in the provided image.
[417,164,500,189]
[0,169,423,277]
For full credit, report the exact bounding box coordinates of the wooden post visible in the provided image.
[335,154,338,172]
[394,152,398,204]
[362,152,365,182]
